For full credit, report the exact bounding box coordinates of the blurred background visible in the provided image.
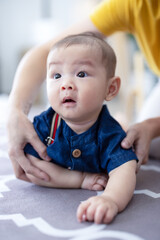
[0,0,158,123]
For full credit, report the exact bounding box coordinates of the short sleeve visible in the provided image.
[89,0,134,36]
[98,106,138,173]
[100,131,138,173]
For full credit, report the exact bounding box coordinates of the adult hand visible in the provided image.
[7,108,51,181]
[121,120,153,170]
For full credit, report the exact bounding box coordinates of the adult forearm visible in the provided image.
[9,45,49,114]
[144,117,160,139]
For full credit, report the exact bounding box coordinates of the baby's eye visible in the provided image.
[53,73,61,79]
[77,71,88,78]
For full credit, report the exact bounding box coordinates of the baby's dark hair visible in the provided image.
[51,32,116,78]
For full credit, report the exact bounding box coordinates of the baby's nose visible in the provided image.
[61,84,73,90]
[61,80,75,90]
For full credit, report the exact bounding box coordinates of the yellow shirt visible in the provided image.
[90,0,160,76]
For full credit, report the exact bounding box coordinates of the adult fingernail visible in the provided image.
[121,140,128,148]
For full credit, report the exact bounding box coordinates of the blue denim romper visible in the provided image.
[24,105,138,173]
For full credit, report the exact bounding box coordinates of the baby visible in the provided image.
[24,32,138,224]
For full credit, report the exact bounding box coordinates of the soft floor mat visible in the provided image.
[0,101,160,240]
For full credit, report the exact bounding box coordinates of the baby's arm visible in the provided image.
[77,160,137,224]
[26,154,107,190]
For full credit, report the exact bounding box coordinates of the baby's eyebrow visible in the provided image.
[48,61,63,69]
[73,60,95,67]
[48,60,95,69]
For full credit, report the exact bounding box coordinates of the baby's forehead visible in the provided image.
[47,44,104,70]
[49,43,102,59]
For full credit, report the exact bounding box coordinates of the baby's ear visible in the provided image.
[105,76,121,101]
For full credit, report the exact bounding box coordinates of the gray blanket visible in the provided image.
[0,102,160,240]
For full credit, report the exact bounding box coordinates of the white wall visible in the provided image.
[0,0,41,93]
[0,0,97,94]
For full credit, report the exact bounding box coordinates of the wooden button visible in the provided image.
[72,149,81,158]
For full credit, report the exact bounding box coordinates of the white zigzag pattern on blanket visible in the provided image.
[134,189,160,198]
[97,189,160,199]
[133,165,160,199]
[0,171,160,200]
[0,213,145,240]
[0,174,16,198]
[141,164,160,172]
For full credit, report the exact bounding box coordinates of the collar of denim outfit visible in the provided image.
[59,105,109,145]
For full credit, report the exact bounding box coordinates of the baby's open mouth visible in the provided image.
[62,98,76,103]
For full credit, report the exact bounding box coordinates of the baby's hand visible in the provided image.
[81,173,108,191]
[77,195,118,224]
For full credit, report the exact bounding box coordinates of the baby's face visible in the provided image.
[47,44,108,124]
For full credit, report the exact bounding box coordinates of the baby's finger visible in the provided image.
[97,177,108,187]
[77,200,90,222]
[103,206,118,224]
[85,203,97,222]
[94,205,106,224]
[92,184,104,191]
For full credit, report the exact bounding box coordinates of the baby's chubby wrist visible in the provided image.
[80,172,88,189]
[101,193,119,212]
